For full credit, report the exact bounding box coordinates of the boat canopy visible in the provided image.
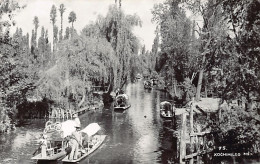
[116,94,129,100]
[44,120,77,140]
[60,120,77,138]
[81,123,101,137]
[115,94,129,105]
[160,101,172,110]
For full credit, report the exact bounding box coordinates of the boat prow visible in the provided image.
[62,135,106,163]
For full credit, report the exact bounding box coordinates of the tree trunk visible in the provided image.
[196,68,204,101]
[61,15,63,40]
[52,23,55,52]
[195,37,211,101]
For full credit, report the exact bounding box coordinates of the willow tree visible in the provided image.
[36,33,116,109]
[100,5,141,90]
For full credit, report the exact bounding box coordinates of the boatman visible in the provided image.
[40,134,48,157]
[69,125,82,160]
[73,113,81,128]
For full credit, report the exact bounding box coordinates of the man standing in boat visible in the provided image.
[73,113,81,128]
[69,124,82,160]
[40,134,48,158]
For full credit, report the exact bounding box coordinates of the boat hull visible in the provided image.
[62,135,106,163]
[31,150,66,161]
[114,104,131,110]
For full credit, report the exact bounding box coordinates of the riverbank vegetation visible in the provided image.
[150,0,260,156]
[0,0,141,132]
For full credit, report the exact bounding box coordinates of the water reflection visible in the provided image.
[0,80,177,164]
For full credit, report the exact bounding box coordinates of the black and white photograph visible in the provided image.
[0,0,260,163]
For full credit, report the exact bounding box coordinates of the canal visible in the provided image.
[0,80,177,164]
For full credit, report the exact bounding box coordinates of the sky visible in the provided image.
[12,0,165,51]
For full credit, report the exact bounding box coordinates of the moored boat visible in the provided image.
[160,101,175,119]
[144,80,152,89]
[114,94,131,110]
[31,120,78,161]
[62,123,106,163]
[136,73,142,79]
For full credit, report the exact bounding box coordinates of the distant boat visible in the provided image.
[31,120,77,161]
[62,123,106,163]
[144,80,152,89]
[114,94,131,110]
[160,101,175,119]
[136,73,142,79]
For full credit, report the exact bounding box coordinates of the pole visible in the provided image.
[190,98,194,164]
[180,112,187,164]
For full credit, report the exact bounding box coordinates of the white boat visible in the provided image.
[62,123,106,163]
[31,120,77,161]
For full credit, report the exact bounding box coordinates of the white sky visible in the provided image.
[12,0,164,51]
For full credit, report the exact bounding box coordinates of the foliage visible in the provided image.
[59,3,66,40]
[0,0,28,132]
[68,11,76,28]
[152,0,198,101]
[82,5,141,90]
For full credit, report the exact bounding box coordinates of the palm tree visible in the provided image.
[68,11,76,37]
[59,4,66,40]
[50,5,57,51]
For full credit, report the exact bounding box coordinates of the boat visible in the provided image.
[31,120,78,161]
[114,94,131,110]
[160,101,175,119]
[136,73,142,79]
[62,123,106,163]
[144,80,152,89]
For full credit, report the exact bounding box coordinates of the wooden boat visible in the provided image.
[144,80,152,89]
[62,135,106,163]
[160,101,175,119]
[31,120,77,161]
[62,123,106,163]
[114,94,131,110]
[136,73,142,79]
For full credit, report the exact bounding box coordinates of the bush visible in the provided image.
[209,105,260,154]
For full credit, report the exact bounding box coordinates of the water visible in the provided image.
[0,80,177,164]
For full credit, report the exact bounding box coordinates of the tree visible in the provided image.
[68,11,76,36]
[81,5,141,91]
[50,5,57,51]
[64,27,70,39]
[220,0,260,108]
[181,0,226,100]
[33,16,39,42]
[59,4,66,41]
[152,0,196,100]
[106,5,141,89]
[0,0,34,132]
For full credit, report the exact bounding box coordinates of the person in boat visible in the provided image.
[68,125,82,160]
[161,110,166,116]
[73,113,81,128]
[40,134,48,157]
